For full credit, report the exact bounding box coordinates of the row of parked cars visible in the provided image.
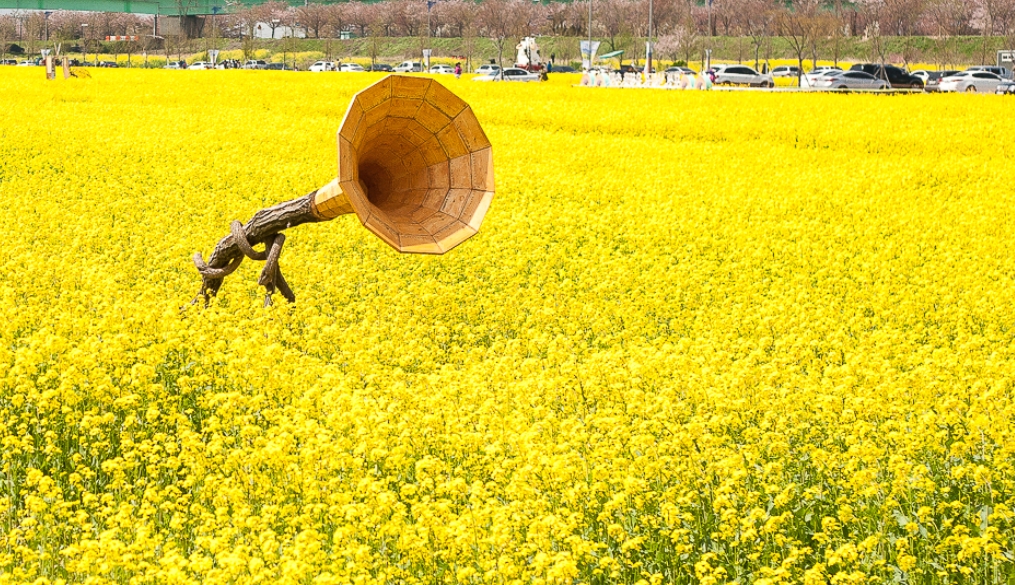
[655,62,1015,93]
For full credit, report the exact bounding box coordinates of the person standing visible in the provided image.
[454,62,462,79]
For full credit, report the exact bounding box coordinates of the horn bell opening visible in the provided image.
[336,75,495,255]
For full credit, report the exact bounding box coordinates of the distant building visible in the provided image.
[251,22,306,40]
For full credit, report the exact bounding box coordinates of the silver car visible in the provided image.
[938,71,1004,93]
[813,70,889,90]
[712,64,774,87]
[473,67,539,82]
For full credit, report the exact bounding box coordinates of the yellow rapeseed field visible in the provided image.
[1,68,1014,585]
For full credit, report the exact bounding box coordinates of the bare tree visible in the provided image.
[881,0,927,35]
[857,0,889,63]
[392,0,425,38]
[21,11,46,57]
[712,0,738,36]
[739,0,778,70]
[655,12,699,65]
[980,0,1015,57]
[0,15,15,61]
[345,2,375,38]
[922,0,973,67]
[779,0,823,84]
[545,1,572,36]
[596,0,635,52]
[477,0,525,74]
[297,2,330,39]
[444,0,478,69]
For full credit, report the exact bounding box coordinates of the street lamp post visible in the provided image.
[645,0,652,75]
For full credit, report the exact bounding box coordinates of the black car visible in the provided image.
[264,62,296,71]
[367,63,393,72]
[548,64,576,73]
[848,63,924,89]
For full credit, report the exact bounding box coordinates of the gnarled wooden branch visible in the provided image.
[190,190,322,306]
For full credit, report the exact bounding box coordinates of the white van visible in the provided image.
[394,61,423,73]
[309,61,336,72]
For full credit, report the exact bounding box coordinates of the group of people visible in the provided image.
[579,69,716,90]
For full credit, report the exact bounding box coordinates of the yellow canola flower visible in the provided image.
[1,67,1015,584]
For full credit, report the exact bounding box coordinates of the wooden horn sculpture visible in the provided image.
[191,75,495,306]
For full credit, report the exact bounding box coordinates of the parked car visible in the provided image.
[664,66,697,75]
[965,65,1013,80]
[474,64,501,76]
[613,63,653,74]
[309,61,336,72]
[339,62,365,72]
[770,65,800,77]
[548,64,576,73]
[938,70,1004,93]
[429,64,454,74]
[804,69,844,86]
[16,60,37,66]
[187,61,213,70]
[164,60,188,70]
[812,70,889,90]
[1,58,18,65]
[473,67,539,82]
[911,70,960,92]
[997,79,1015,94]
[242,60,267,70]
[367,63,393,72]
[393,60,423,72]
[925,70,960,92]
[848,64,924,89]
[712,64,774,87]
[264,62,296,71]
[803,66,842,84]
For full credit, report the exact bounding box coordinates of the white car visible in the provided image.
[712,64,774,87]
[16,60,37,66]
[938,71,1004,93]
[770,65,800,77]
[475,64,501,76]
[803,70,842,86]
[187,61,213,70]
[965,65,1012,80]
[429,64,454,74]
[339,63,365,72]
[473,67,539,82]
[803,66,842,84]
[309,61,336,72]
[812,70,889,90]
[393,61,423,73]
